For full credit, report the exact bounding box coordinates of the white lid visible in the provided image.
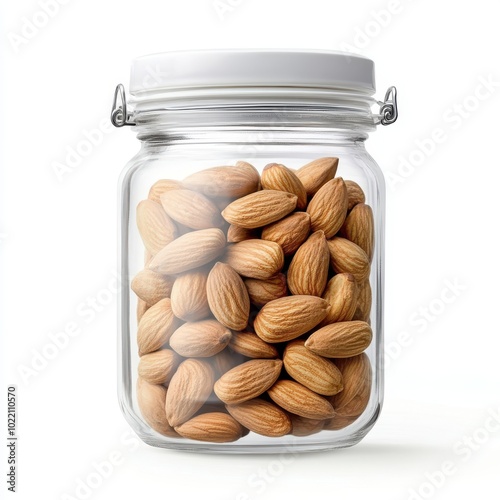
[130,50,376,96]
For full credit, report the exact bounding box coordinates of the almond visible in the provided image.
[226,398,292,437]
[283,340,343,396]
[222,190,297,229]
[148,179,182,204]
[290,415,325,437]
[307,177,348,238]
[353,279,372,322]
[174,412,244,443]
[261,212,311,256]
[305,321,372,358]
[229,331,279,359]
[207,262,250,330]
[137,298,180,356]
[268,380,335,420]
[345,180,366,210]
[131,269,175,307]
[227,225,259,243]
[183,164,260,198]
[223,239,284,279]
[138,349,180,385]
[137,298,149,324]
[136,200,178,255]
[211,349,245,378]
[169,320,232,357]
[254,295,329,343]
[166,359,214,427]
[244,274,287,307]
[161,189,223,230]
[341,203,374,261]
[214,359,282,404]
[296,157,339,196]
[323,415,358,431]
[170,269,210,322]
[287,231,330,297]
[136,378,178,437]
[149,228,226,275]
[321,273,358,325]
[327,237,370,282]
[261,163,307,209]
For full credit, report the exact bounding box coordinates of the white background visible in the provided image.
[1,1,499,499]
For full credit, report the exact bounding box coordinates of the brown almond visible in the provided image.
[148,179,182,204]
[136,200,178,255]
[149,228,226,275]
[223,239,284,279]
[174,412,244,442]
[307,177,348,238]
[323,415,358,431]
[207,262,250,331]
[261,163,307,209]
[345,180,366,210]
[268,380,335,420]
[341,203,375,261]
[261,212,311,256]
[170,269,210,322]
[137,298,180,356]
[131,269,175,307]
[283,340,343,396]
[254,295,329,343]
[287,231,330,297]
[296,157,339,196]
[321,273,358,325]
[222,190,297,229]
[229,331,279,359]
[244,274,288,307]
[214,359,282,404]
[138,349,180,385]
[290,415,325,437]
[169,320,232,358]
[353,279,372,322]
[226,398,292,437]
[166,359,214,427]
[305,321,372,358]
[327,237,370,282]
[227,225,259,243]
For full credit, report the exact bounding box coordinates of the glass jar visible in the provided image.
[113,50,397,453]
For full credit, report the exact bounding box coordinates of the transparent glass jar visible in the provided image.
[114,50,397,453]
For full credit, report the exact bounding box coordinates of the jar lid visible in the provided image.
[129,50,376,95]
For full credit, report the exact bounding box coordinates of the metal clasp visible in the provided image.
[111,84,135,127]
[378,86,398,126]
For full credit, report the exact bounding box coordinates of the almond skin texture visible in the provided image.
[214,359,283,404]
[136,200,178,255]
[261,212,311,256]
[226,398,292,437]
[341,203,375,262]
[268,380,335,420]
[137,378,178,437]
[148,179,182,204]
[174,412,244,443]
[327,237,371,282]
[287,231,330,297]
[166,359,214,427]
[305,321,373,358]
[207,262,250,330]
[170,269,211,322]
[345,180,366,210]
[283,340,343,396]
[261,163,308,209]
[229,331,279,359]
[183,164,260,198]
[137,298,180,356]
[161,189,223,230]
[211,349,245,378]
[169,320,232,358]
[244,274,288,307]
[296,157,339,196]
[353,279,372,322]
[290,415,325,437]
[131,269,175,307]
[137,298,149,324]
[321,273,358,325]
[254,295,329,343]
[138,349,180,385]
[307,177,348,238]
[227,225,259,243]
[222,190,297,229]
[223,240,284,279]
[149,228,226,275]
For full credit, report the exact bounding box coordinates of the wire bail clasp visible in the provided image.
[379,86,398,126]
[111,84,135,127]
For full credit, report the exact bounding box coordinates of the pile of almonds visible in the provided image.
[132,157,374,443]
